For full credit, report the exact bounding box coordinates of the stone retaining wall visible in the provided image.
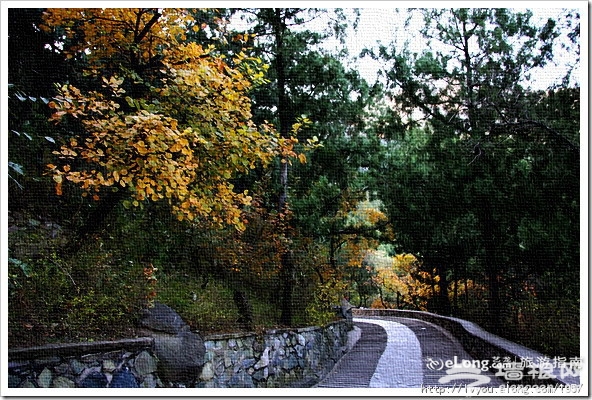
[198,321,351,388]
[8,320,351,389]
[8,338,158,388]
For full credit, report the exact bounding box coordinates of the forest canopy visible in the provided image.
[6,7,582,359]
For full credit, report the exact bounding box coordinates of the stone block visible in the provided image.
[37,367,52,388]
[79,371,108,388]
[134,351,157,375]
[102,359,116,373]
[297,334,306,346]
[110,367,139,388]
[254,347,269,370]
[54,362,70,375]
[241,358,256,370]
[51,376,76,388]
[8,375,21,388]
[199,362,215,381]
[140,374,158,388]
[19,379,36,388]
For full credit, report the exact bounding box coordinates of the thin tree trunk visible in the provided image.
[464,278,469,307]
[436,263,451,315]
[273,9,295,326]
[453,274,458,315]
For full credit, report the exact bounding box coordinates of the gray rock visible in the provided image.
[51,376,76,388]
[152,330,205,383]
[297,334,306,346]
[55,362,70,375]
[254,347,269,370]
[19,379,36,388]
[298,358,306,369]
[199,362,215,380]
[104,372,113,386]
[77,366,102,386]
[140,302,188,334]
[241,358,256,369]
[295,344,304,358]
[283,355,299,370]
[80,371,108,388]
[214,359,225,375]
[224,353,232,368]
[229,370,254,388]
[110,366,139,388]
[8,375,21,388]
[70,359,85,375]
[134,351,157,375]
[102,359,116,373]
[251,367,268,381]
[81,354,101,365]
[140,374,157,388]
[271,337,281,350]
[37,367,53,388]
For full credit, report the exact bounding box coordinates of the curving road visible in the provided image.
[316,316,506,388]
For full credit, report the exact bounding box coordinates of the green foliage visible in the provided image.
[304,280,346,326]
[7,8,580,361]
[8,235,147,345]
[367,8,580,357]
[157,276,240,333]
[156,274,286,334]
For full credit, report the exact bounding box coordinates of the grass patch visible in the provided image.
[156,274,283,335]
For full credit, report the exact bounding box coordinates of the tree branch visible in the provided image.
[489,120,579,152]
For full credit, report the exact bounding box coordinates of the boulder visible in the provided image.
[138,303,206,385]
[152,330,205,383]
[134,350,158,376]
[139,302,189,334]
[340,298,354,321]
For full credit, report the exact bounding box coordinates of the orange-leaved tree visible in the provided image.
[42,8,305,231]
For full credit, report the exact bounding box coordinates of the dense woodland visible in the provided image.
[7,8,580,358]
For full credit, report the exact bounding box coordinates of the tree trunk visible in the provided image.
[436,263,451,315]
[279,250,295,325]
[464,278,469,307]
[452,270,459,316]
[273,9,295,326]
[481,202,503,332]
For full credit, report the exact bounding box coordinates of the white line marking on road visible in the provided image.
[354,318,423,388]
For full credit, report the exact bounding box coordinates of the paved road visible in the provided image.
[315,322,387,388]
[316,316,506,388]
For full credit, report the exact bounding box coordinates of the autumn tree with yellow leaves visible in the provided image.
[42,8,307,233]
